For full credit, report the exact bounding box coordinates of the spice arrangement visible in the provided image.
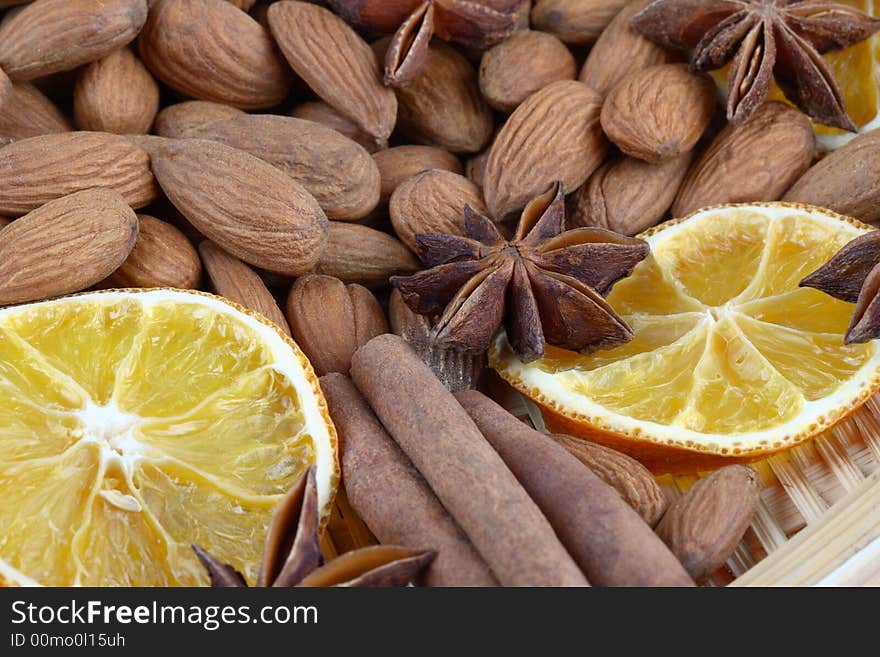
[1,0,880,588]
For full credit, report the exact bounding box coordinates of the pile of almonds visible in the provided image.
[0,0,863,586]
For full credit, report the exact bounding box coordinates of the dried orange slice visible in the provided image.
[490,203,880,473]
[0,289,338,586]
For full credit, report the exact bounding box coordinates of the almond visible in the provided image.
[199,239,290,336]
[783,128,880,223]
[0,131,157,216]
[395,41,494,155]
[0,0,148,80]
[484,80,607,219]
[74,47,159,134]
[374,145,463,207]
[290,101,382,154]
[601,64,715,163]
[673,102,815,217]
[286,273,387,376]
[579,0,678,97]
[568,151,692,235]
[183,114,381,221]
[138,0,292,110]
[150,138,329,276]
[390,169,488,253]
[225,0,256,9]
[479,30,577,113]
[103,214,201,289]
[0,188,138,305]
[154,100,244,139]
[550,433,668,527]
[655,465,760,582]
[531,0,628,45]
[315,222,419,289]
[267,1,396,143]
[0,66,10,107]
[0,82,72,146]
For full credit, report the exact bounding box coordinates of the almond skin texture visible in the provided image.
[479,30,577,113]
[0,188,138,305]
[579,0,678,97]
[531,0,628,45]
[374,145,463,206]
[550,433,668,527]
[673,102,815,217]
[0,0,148,80]
[290,101,382,153]
[184,114,381,221]
[656,465,760,582]
[286,274,387,376]
[0,66,10,107]
[390,169,488,253]
[315,222,419,289]
[783,129,880,223]
[151,139,329,276]
[104,214,201,289]
[0,82,71,146]
[484,80,607,219]
[138,0,291,110]
[154,100,244,139]
[568,151,692,235]
[0,131,157,216]
[268,1,396,143]
[74,47,160,134]
[395,41,494,155]
[199,239,290,336]
[601,64,716,163]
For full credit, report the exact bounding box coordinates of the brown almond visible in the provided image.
[389,289,485,393]
[466,147,491,189]
[656,465,760,582]
[0,81,71,146]
[74,47,159,134]
[154,101,244,139]
[373,145,463,207]
[395,41,494,155]
[0,0,147,80]
[531,0,628,45]
[783,128,880,223]
[568,151,692,235]
[150,138,329,276]
[0,66,10,107]
[199,239,290,336]
[579,0,678,97]
[286,274,387,376]
[103,214,201,289]
[479,30,576,113]
[138,0,292,110]
[315,222,419,289]
[673,102,815,217]
[601,64,716,163]
[290,101,382,153]
[184,114,381,221]
[484,80,607,219]
[550,433,668,527]
[0,131,157,216]
[390,169,488,253]
[268,1,396,143]
[0,188,138,305]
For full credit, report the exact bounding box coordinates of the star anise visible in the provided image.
[328,0,520,86]
[800,230,880,344]
[633,0,880,131]
[193,466,435,587]
[390,182,650,363]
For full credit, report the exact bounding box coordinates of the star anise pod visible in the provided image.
[800,231,880,344]
[193,467,435,587]
[633,0,880,131]
[328,0,520,86]
[390,182,650,363]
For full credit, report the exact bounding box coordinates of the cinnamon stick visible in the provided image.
[319,372,498,586]
[350,334,588,587]
[456,390,695,587]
